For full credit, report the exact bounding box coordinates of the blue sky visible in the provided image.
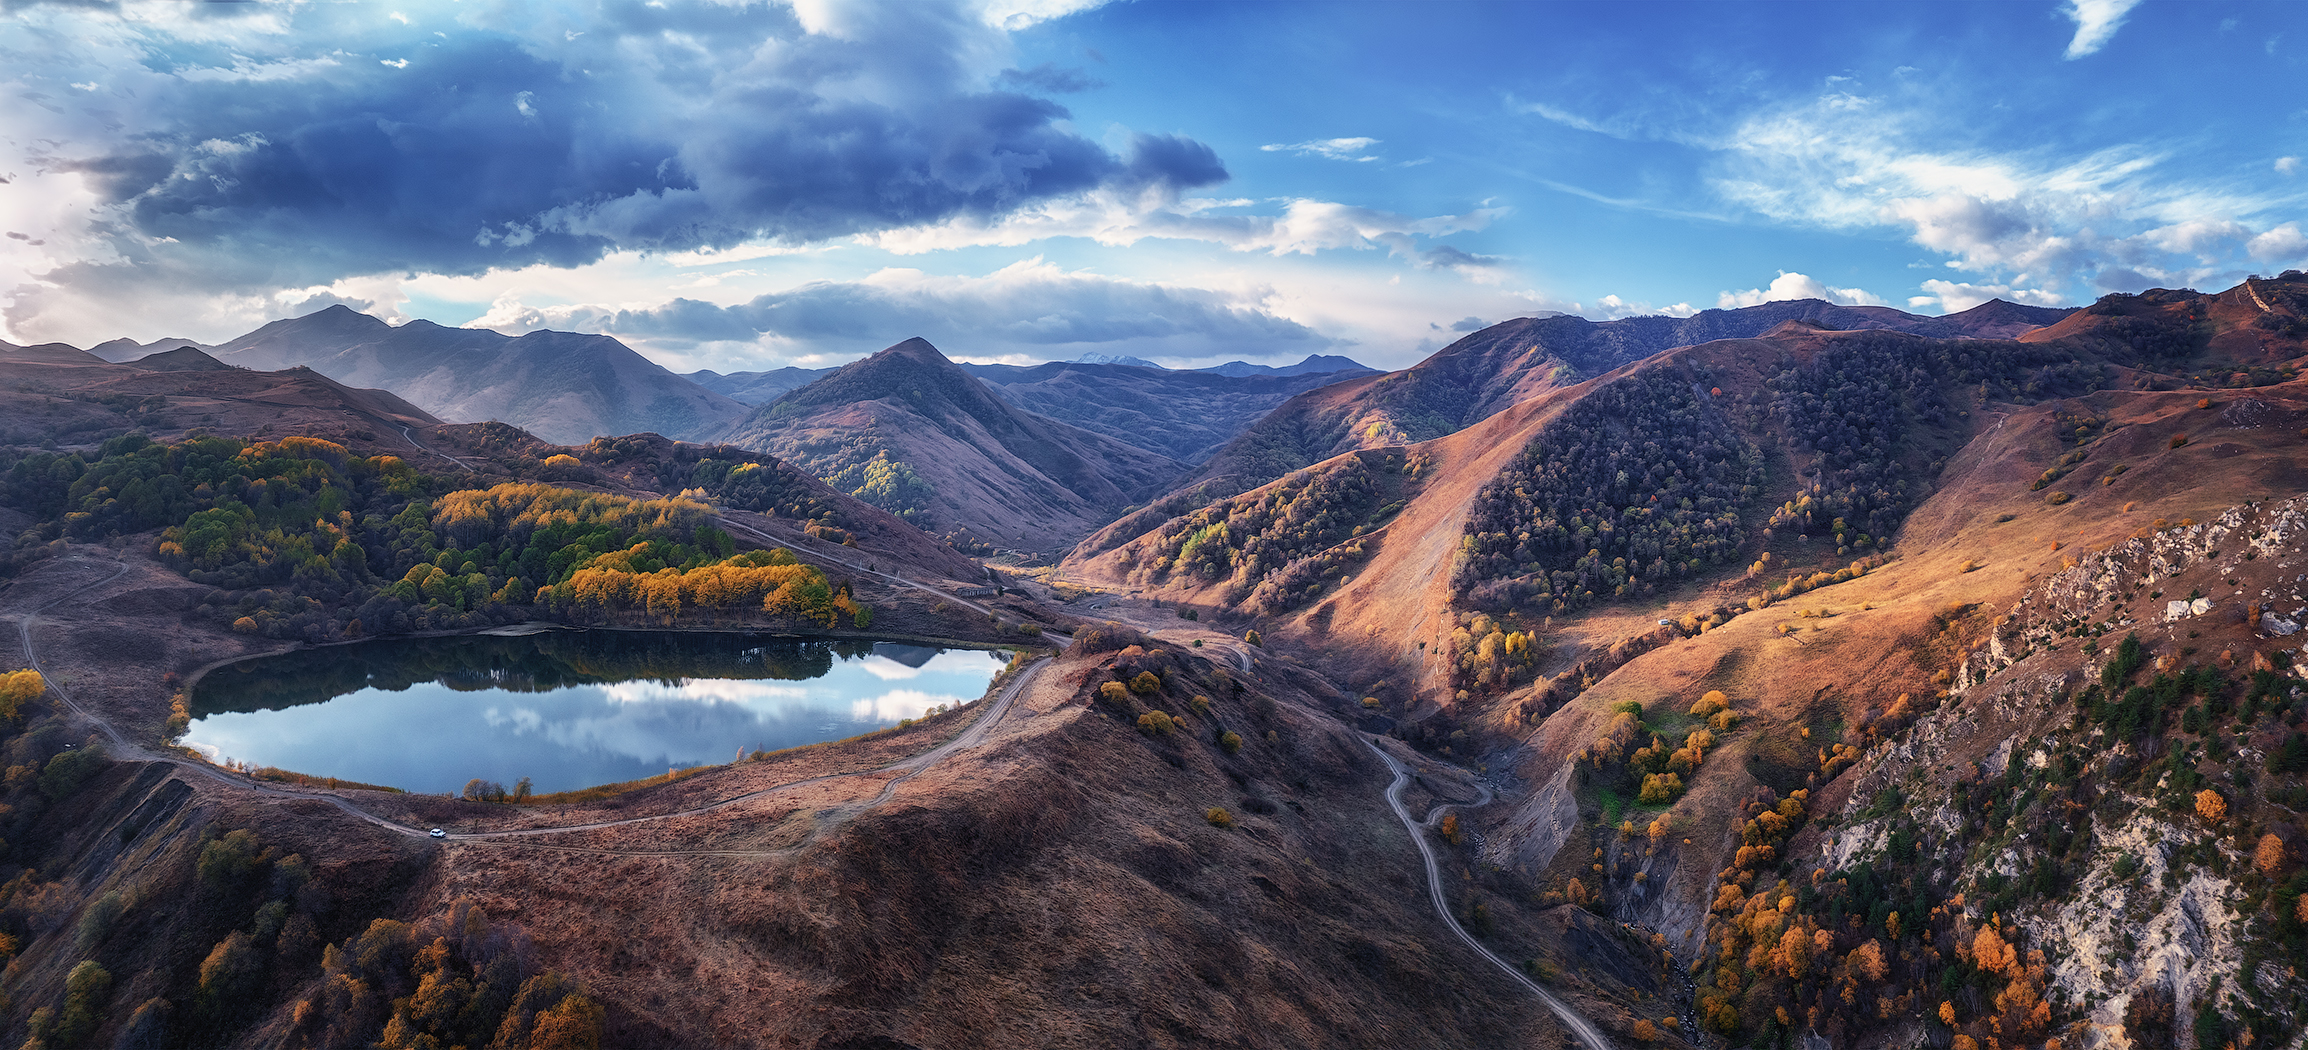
[3,0,2303,372]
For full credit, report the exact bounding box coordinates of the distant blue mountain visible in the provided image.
[1195,354,1374,378]
[1073,352,1162,368]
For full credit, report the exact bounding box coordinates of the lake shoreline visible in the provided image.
[182,628,1020,797]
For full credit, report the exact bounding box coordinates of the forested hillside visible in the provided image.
[1,433,861,641]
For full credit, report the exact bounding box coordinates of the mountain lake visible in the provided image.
[185,629,1008,795]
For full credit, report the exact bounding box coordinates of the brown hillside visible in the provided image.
[0,341,441,456]
[1476,377,2308,962]
[720,338,1184,553]
[2022,271,2308,371]
[1139,297,2082,540]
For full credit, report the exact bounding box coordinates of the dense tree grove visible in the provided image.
[1452,325,2148,615]
[1,434,856,640]
[1129,450,1416,611]
[2075,289,2213,367]
[1454,368,1764,612]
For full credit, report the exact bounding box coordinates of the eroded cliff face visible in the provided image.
[1800,495,2308,1049]
[1950,496,2308,699]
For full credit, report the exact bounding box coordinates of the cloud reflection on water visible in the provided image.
[185,643,1005,795]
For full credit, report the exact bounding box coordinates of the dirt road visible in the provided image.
[1363,737,1617,1050]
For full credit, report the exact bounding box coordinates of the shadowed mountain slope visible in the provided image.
[718,338,1184,551]
[958,358,1375,464]
[90,335,214,362]
[0,338,440,454]
[1198,353,1374,377]
[129,346,236,372]
[685,365,839,405]
[693,357,1371,464]
[195,306,750,445]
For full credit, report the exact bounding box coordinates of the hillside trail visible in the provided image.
[1363,737,1616,1050]
[1039,588,1258,676]
[718,513,1011,621]
[10,552,1052,857]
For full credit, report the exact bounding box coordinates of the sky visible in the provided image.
[3,0,2305,373]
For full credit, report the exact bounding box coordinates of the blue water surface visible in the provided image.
[187,630,1004,794]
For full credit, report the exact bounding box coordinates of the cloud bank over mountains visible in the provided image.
[471,258,1330,359]
[4,1,1220,331]
[3,1,2302,371]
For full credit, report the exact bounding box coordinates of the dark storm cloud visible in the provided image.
[996,63,1104,93]
[1420,245,1508,275]
[37,1,1227,290]
[1122,134,1229,192]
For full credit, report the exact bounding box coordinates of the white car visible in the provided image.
[429,828,446,839]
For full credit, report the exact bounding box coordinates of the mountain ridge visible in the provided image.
[718,337,1184,550]
[196,306,751,445]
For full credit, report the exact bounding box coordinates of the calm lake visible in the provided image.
[186,630,1007,795]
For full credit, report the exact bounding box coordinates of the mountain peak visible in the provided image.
[883,336,947,360]
[131,345,234,372]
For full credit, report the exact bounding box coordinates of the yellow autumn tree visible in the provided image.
[2194,788,2228,824]
[0,670,43,721]
[1971,925,2017,976]
[1848,939,1888,981]
[2255,834,2287,877]
[1771,926,1812,977]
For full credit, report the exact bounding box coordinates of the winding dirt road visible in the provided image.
[12,553,1049,855]
[1363,737,1617,1050]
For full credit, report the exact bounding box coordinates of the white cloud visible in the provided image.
[2248,223,2308,264]
[1716,271,1886,309]
[856,190,1505,259]
[1706,90,2301,305]
[2278,156,2301,177]
[1590,294,1696,319]
[2063,0,2144,59]
[852,688,969,723]
[1507,98,1622,137]
[175,55,346,83]
[1908,279,2065,313]
[596,680,810,705]
[2143,218,2253,258]
[468,256,1339,371]
[1259,137,1382,162]
[970,0,1112,31]
[857,656,923,681]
